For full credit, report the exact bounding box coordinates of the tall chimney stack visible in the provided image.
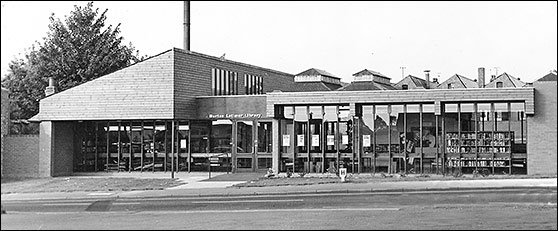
[44,77,56,96]
[478,67,485,88]
[424,70,431,89]
[183,1,190,51]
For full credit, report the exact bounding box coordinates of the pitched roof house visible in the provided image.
[337,69,396,91]
[435,74,478,89]
[484,72,527,88]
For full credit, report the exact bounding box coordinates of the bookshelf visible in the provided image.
[445,131,513,174]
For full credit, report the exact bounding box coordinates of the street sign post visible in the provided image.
[339,168,347,182]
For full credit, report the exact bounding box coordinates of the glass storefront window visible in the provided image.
[339,105,352,153]
[237,121,253,153]
[177,120,189,171]
[374,105,389,173]
[294,106,308,153]
[210,120,232,153]
[422,104,438,174]
[130,122,142,171]
[190,121,210,153]
[120,122,131,171]
[390,105,404,173]
[257,122,272,153]
[361,105,374,154]
[154,121,167,170]
[324,106,337,153]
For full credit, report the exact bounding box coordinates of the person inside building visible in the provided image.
[422,128,436,147]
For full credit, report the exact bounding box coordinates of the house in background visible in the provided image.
[484,72,527,88]
[435,74,478,89]
[292,68,343,91]
[337,69,397,91]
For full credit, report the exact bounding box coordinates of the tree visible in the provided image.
[1,1,144,120]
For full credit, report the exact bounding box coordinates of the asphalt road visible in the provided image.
[2,188,556,230]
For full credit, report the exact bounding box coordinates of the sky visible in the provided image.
[1,1,557,84]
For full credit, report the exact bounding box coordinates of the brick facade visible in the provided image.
[1,87,10,177]
[527,79,557,175]
[2,135,40,177]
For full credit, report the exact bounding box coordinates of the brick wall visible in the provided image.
[52,122,75,176]
[527,80,557,175]
[2,135,40,177]
[1,87,9,177]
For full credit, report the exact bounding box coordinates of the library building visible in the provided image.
[24,47,557,177]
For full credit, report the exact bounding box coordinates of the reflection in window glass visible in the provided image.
[237,121,253,153]
[374,105,389,173]
[257,122,272,153]
[177,120,189,171]
[361,105,374,153]
[96,122,108,171]
[190,121,210,153]
[211,120,232,153]
[339,106,352,153]
[390,105,404,155]
[510,102,526,147]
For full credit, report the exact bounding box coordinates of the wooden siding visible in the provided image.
[173,48,296,119]
[266,88,535,117]
[38,50,175,121]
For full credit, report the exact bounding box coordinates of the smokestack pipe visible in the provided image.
[183,1,190,51]
[478,67,485,88]
[45,77,56,96]
[424,70,430,89]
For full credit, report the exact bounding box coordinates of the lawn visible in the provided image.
[1,177,185,194]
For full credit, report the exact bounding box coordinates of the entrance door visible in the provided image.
[235,120,255,172]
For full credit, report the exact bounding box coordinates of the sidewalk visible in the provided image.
[1,172,556,202]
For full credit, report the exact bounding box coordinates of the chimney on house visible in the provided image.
[424,70,431,89]
[44,77,56,96]
[478,67,485,88]
[183,1,190,51]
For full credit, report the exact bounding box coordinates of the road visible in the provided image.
[2,188,556,230]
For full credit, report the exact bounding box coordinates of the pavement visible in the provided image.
[1,172,556,202]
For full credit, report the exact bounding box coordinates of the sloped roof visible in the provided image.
[336,81,396,91]
[353,69,390,79]
[296,68,339,78]
[280,82,342,92]
[495,72,526,87]
[536,72,557,82]
[407,75,430,88]
[436,74,478,89]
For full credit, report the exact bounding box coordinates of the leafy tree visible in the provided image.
[1,1,144,120]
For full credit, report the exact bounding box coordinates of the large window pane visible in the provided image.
[142,121,154,171]
[237,121,253,153]
[257,122,272,153]
[374,105,389,173]
[390,105,404,173]
[96,122,108,171]
[210,120,232,153]
[190,121,210,153]
[130,122,142,171]
[177,120,189,171]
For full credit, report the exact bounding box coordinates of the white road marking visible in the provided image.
[8,207,401,215]
[87,192,114,196]
[112,202,141,205]
[191,199,303,204]
[42,203,91,206]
